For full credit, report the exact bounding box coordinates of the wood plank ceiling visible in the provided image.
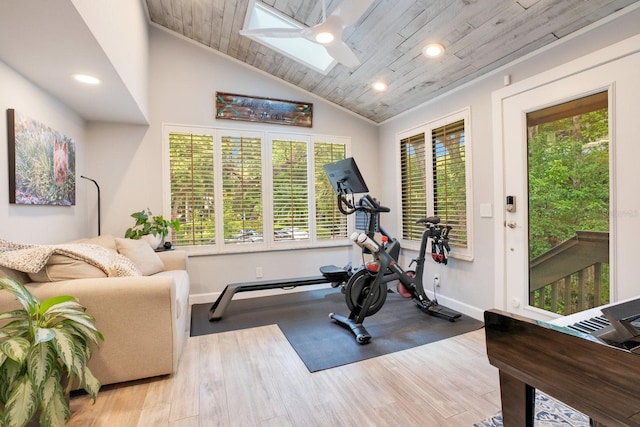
[145,0,637,123]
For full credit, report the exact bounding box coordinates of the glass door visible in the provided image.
[526,92,610,316]
[501,81,612,320]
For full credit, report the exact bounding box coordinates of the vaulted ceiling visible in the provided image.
[145,0,638,123]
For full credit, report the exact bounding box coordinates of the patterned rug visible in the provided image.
[474,391,590,426]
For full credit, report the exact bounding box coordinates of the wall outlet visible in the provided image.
[256,266,263,278]
[433,274,440,287]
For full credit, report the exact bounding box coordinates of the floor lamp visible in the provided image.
[81,175,101,236]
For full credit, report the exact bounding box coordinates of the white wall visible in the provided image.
[0,60,88,244]
[85,26,379,297]
[378,5,640,318]
[71,0,149,121]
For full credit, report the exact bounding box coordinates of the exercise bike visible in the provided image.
[329,193,462,344]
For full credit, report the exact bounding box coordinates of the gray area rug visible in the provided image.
[191,287,483,372]
[474,391,590,426]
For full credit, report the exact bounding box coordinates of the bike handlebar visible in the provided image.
[360,194,390,213]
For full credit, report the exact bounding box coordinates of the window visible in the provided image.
[400,133,428,240]
[314,141,347,240]
[272,136,309,241]
[169,131,214,246]
[221,132,263,245]
[398,109,472,260]
[165,125,349,253]
[431,119,467,249]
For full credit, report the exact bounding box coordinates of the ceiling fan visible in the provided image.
[239,0,374,68]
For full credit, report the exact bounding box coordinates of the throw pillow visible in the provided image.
[73,234,118,251]
[115,238,165,276]
[28,255,108,282]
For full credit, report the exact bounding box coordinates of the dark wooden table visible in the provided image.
[484,309,640,427]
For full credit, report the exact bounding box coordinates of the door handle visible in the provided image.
[507,221,517,228]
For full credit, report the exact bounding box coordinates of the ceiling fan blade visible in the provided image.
[325,41,361,68]
[239,27,305,39]
[332,0,374,27]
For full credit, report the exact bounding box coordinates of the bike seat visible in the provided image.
[417,216,440,225]
[320,264,350,282]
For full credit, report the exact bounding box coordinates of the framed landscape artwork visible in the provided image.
[7,109,76,205]
[215,92,313,128]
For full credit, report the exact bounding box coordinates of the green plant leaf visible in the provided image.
[34,327,56,344]
[0,319,30,339]
[39,295,76,314]
[54,312,98,333]
[0,278,38,313]
[50,329,76,376]
[60,319,103,346]
[70,346,87,380]
[3,375,37,427]
[43,302,87,318]
[27,342,57,391]
[0,358,24,402]
[43,305,90,327]
[82,366,101,401]
[39,369,60,407]
[1,278,103,423]
[0,337,30,364]
[40,373,70,427]
[125,208,179,240]
[0,309,29,322]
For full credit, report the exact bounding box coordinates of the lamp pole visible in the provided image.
[80,176,101,236]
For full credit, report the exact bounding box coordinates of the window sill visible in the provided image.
[178,240,351,257]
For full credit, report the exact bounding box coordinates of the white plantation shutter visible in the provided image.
[398,110,472,259]
[400,133,428,240]
[272,138,309,240]
[314,142,347,240]
[169,132,215,245]
[166,125,351,251]
[432,119,467,249]
[221,134,263,244]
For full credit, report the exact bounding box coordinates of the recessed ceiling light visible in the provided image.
[422,43,445,58]
[72,74,101,85]
[372,81,388,92]
[315,31,335,44]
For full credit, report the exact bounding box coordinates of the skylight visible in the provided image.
[242,0,337,75]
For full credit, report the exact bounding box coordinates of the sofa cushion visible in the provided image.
[0,265,30,284]
[28,255,108,282]
[115,238,164,276]
[73,234,118,251]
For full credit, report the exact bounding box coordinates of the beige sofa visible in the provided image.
[0,235,190,387]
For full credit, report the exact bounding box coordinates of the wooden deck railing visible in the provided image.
[530,262,607,315]
[529,231,609,316]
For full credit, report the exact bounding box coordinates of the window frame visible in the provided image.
[396,108,474,261]
[267,132,312,249]
[162,124,351,255]
[312,136,350,244]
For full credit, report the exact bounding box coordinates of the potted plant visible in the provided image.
[124,209,180,248]
[0,277,103,427]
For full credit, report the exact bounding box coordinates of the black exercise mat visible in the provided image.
[190,288,483,372]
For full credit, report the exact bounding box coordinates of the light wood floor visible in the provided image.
[68,314,500,426]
